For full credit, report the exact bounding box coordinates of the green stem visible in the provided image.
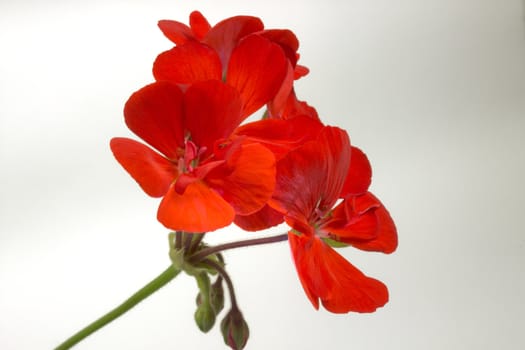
[55,265,181,350]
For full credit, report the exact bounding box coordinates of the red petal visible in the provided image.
[270,126,350,222]
[183,80,243,150]
[289,232,389,313]
[226,35,288,117]
[207,141,276,215]
[203,15,264,68]
[110,138,178,197]
[324,193,398,254]
[157,181,235,232]
[157,20,195,45]
[124,82,184,159]
[269,89,319,120]
[259,29,300,66]
[234,115,323,160]
[323,198,379,241]
[267,62,295,117]
[234,204,284,231]
[153,42,222,84]
[350,193,398,254]
[189,11,211,40]
[294,64,309,79]
[341,146,372,196]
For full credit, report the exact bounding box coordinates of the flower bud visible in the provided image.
[220,308,250,350]
[209,277,225,314]
[194,302,216,333]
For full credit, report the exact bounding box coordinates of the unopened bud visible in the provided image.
[194,302,216,333]
[221,308,250,350]
[210,277,225,314]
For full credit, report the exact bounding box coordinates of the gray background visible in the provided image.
[1,0,524,349]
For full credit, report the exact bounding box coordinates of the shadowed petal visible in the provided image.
[110,138,178,197]
[289,232,389,313]
[269,89,319,120]
[258,29,299,65]
[158,181,235,232]
[270,126,350,221]
[234,204,284,231]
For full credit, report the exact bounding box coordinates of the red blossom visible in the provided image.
[110,80,276,232]
[155,10,309,119]
[153,35,288,118]
[269,126,397,313]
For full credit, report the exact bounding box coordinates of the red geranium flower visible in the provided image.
[155,10,309,119]
[269,126,397,313]
[110,80,276,232]
[153,34,287,118]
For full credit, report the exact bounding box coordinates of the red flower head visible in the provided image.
[110,80,276,233]
[154,10,312,119]
[269,126,398,313]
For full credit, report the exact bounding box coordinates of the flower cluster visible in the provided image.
[110,10,397,349]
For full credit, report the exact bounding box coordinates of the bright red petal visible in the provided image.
[153,42,222,84]
[189,11,211,40]
[234,204,284,231]
[350,193,398,254]
[110,138,178,197]
[207,141,276,216]
[157,19,195,45]
[124,81,185,159]
[226,35,288,117]
[323,198,379,241]
[289,232,389,313]
[206,143,275,215]
[203,15,264,68]
[324,193,398,254]
[341,146,372,196]
[158,181,235,232]
[183,80,243,150]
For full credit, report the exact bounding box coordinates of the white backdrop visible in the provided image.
[1,0,524,349]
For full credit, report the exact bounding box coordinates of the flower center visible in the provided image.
[177,139,207,174]
[309,199,330,236]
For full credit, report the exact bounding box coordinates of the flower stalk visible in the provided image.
[188,233,288,264]
[54,265,181,350]
[55,232,288,349]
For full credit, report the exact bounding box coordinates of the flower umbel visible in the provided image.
[56,9,398,350]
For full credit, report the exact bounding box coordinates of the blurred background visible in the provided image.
[1,0,524,349]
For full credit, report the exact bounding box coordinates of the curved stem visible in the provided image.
[55,265,181,350]
[203,258,238,309]
[189,233,288,264]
